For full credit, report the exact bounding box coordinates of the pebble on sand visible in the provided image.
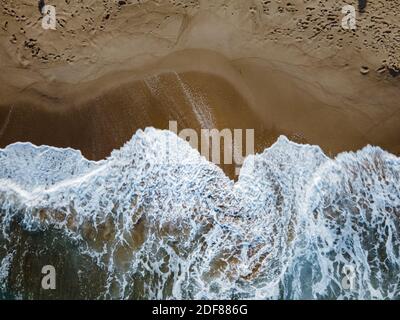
[360,66,370,75]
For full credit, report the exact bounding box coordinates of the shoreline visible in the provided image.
[1,1,400,178]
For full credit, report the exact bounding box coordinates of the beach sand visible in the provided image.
[0,0,399,178]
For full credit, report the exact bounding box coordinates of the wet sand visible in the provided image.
[1,0,400,178]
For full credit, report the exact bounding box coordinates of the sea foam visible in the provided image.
[0,128,399,299]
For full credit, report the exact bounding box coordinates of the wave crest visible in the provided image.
[0,128,399,299]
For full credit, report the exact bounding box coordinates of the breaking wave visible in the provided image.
[0,128,399,299]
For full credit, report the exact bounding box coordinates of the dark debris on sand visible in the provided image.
[358,0,367,12]
[38,0,45,14]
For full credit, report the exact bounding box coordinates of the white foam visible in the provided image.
[0,129,399,299]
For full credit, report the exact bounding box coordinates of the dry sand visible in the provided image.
[0,0,400,178]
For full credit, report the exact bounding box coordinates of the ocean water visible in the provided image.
[0,128,399,299]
